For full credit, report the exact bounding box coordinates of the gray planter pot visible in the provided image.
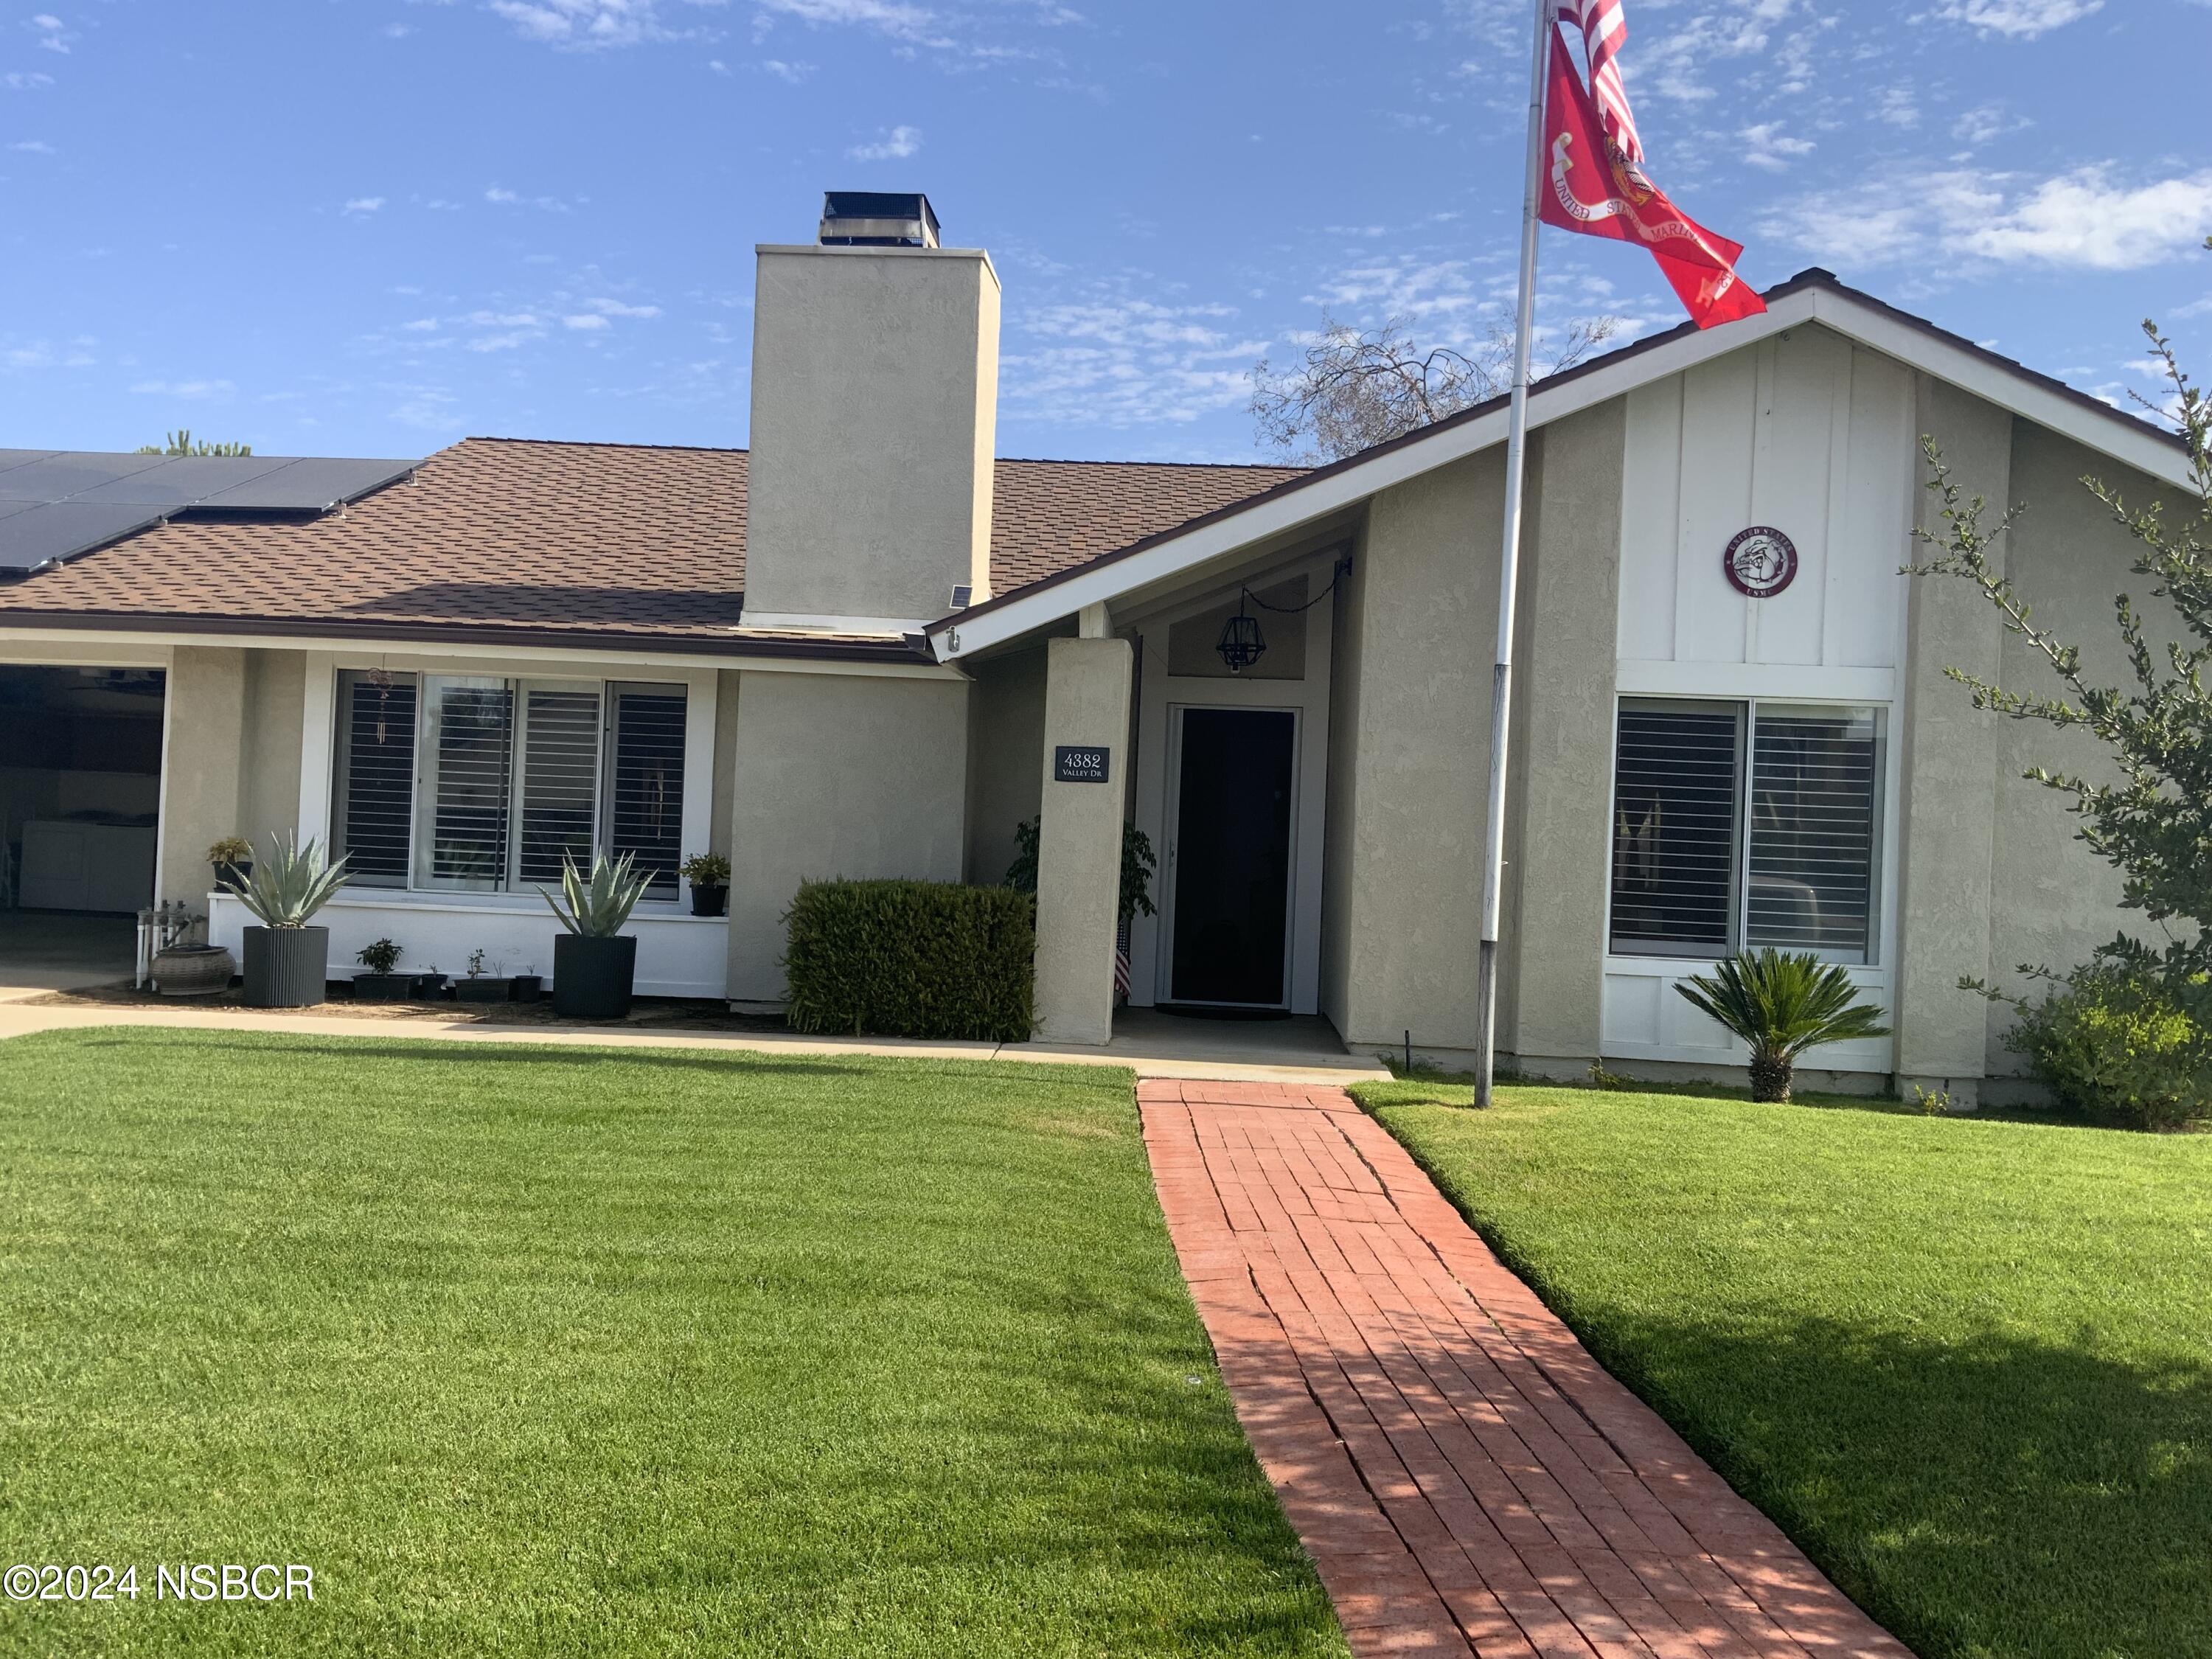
[153,944,235,998]
[352,973,412,1002]
[553,933,636,1020]
[243,926,330,1009]
[455,978,512,1004]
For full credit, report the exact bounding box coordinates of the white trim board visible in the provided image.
[930,280,2194,661]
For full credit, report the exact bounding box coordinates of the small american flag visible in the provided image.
[1114,917,1133,999]
[1557,0,1641,162]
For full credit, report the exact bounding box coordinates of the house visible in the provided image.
[0,194,2193,1104]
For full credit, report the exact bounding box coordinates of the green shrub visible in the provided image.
[2001,964,2212,1131]
[784,879,1034,1043]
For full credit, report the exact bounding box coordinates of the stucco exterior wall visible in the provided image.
[709,669,740,859]
[1031,636,1133,1044]
[157,644,246,904]
[962,644,1047,886]
[1982,422,2194,1081]
[1894,378,2012,1095]
[1504,401,1627,1071]
[1328,448,1506,1059]
[723,669,970,1002]
[1318,525,1369,1039]
[745,246,999,625]
[238,648,305,849]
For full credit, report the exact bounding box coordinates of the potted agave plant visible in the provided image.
[232,832,349,1008]
[540,852,651,1020]
[680,852,730,918]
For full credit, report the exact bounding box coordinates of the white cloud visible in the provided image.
[482,184,569,211]
[27,13,72,53]
[2,71,55,89]
[563,313,612,330]
[585,297,660,317]
[487,0,669,48]
[485,186,520,204]
[1951,103,2029,145]
[1967,167,2212,269]
[1740,122,1813,172]
[1875,86,1919,130]
[759,57,814,80]
[1766,164,2212,273]
[1001,288,1267,428]
[130,378,236,399]
[8,138,55,153]
[847,123,922,161]
[343,196,385,215]
[754,0,946,47]
[1936,0,2100,38]
[402,318,439,332]
[466,310,541,327]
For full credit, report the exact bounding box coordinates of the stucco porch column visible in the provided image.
[1032,631,1133,1045]
[156,645,248,906]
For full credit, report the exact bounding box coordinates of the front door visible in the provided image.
[1165,706,1296,1007]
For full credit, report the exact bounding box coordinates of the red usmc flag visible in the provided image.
[1537,29,1763,330]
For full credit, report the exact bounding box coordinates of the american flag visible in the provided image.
[1557,0,1641,162]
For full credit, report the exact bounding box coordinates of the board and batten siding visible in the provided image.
[1604,326,1914,1077]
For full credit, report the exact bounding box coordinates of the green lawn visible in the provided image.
[1356,1077,2212,1659]
[0,1029,1343,1658]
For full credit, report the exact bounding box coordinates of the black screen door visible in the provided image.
[1168,707,1295,1006]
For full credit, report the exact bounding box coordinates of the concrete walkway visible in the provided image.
[0,995,1388,1085]
[1141,1079,1910,1659]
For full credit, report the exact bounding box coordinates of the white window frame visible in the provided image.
[315,656,710,909]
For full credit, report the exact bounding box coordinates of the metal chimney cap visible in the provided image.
[819,191,941,248]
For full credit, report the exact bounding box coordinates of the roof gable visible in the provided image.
[927,268,2194,661]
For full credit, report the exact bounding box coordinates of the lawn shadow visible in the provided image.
[1553,1307,2212,1659]
[58,1031,878,1080]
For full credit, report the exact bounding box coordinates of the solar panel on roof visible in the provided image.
[195,456,415,511]
[69,454,296,505]
[0,501,166,574]
[0,453,169,503]
[0,448,418,576]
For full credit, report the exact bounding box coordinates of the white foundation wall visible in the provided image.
[1604,325,1915,1077]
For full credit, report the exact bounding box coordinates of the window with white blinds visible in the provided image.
[607,684,686,894]
[330,672,690,897]
[1609,698,1885,964]
[417,678,514,890]
[514,686,602,886]
[332,670,418,888]
[1747,708,1880,959]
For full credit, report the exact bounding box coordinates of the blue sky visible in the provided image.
[4,0,2208,465]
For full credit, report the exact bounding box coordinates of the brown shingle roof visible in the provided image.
[0,437,1304,656]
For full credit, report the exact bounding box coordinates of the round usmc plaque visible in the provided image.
[1722,526,1798,599]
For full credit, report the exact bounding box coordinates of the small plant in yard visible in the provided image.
[232,834,348,928]
[540,852,651,936]
[1675,948,1891,1104]
[466,948,489,979]
[205,836,251,865]
[355,938,402,975]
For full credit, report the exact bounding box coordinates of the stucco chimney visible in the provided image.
[742,192,999,633]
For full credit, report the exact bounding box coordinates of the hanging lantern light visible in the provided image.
[1216,593,1267,673]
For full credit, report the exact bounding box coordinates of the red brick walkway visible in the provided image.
[1140,1079,1910,1659]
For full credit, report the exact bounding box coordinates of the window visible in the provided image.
[1609,698,1883,963]
[331,669,688,897]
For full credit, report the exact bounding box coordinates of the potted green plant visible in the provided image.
[456,947,513,1004]
[1675,948,1892,1104]
[540,852,652,1019]
[232,832,349,1008]
[511,962,543,1003]
[206,835,254,894]
[352,936,411,1001]
[681,852,731,918]
[410,964,449,1000]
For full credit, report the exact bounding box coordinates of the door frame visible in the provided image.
[1158,702,1303,1011]
[1127,551,1335,1015]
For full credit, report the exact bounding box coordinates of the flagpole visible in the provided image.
[1473,0,1554,1109]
